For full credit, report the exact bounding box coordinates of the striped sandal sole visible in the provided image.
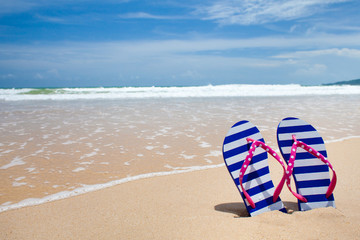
[277,117,336,211]
[223,120,286,216]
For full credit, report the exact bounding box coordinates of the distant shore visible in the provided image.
[322,78,360,86]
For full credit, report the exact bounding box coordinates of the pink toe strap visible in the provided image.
[239,138,287,209]
[286,135,337,202]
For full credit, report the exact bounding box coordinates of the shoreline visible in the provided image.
[0,163,225,214]
[1,135,359,214]
[0,136,360,214]
[1,138,359,239]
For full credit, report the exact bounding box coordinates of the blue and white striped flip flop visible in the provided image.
[222,120,287,217]
[277,117,337,211]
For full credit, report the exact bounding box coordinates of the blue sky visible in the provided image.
[1,0,360,87]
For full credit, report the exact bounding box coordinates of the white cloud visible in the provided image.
[0,0,38,14]
[289,24,299,33]
[274,48,360,59]
[1,34,360,69]
[1,35,360,68]
[196,0,351,25]
[35,14,67,24]
[1,33,360,86]
[118,12,183,20]
[0,0,131,15]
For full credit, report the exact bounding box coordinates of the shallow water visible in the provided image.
[0,95,359,210]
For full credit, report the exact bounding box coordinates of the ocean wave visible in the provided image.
[0,163,225,213]
[1,84,360,101]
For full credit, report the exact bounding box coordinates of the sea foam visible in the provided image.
[1,84,360,101]
[0,163,225,213]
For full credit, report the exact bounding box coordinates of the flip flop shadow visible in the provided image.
[214,201,299,217]
[214,202,249,218]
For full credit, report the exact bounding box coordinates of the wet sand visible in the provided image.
[0,95,359,239]
[0,138,359,239]
[1,96,359,207]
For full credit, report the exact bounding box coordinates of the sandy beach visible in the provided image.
[2,0,360,238]
[2,95,358,207]
[1,138,359,239]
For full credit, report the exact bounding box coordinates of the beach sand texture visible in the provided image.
[1,96,359,207]
[0,139,359,239]
[0,94,359,239]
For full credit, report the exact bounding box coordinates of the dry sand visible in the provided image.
[0,138,359,240]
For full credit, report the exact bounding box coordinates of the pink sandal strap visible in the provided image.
[286,135,337,202]
[239,138,287,209]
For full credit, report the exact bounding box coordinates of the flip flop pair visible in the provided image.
[222,117,337,216]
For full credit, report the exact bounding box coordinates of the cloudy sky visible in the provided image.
[0,0,360,87]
